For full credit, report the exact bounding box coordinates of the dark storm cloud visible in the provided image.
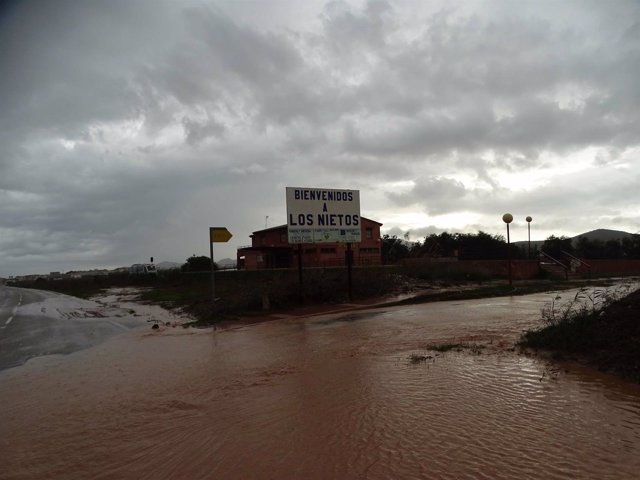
[1,0,639,275]
[346,2,633,157]
[182,116,226,145]
[387,177,469,215]
[145,4,303,108]
[0,0,163,137]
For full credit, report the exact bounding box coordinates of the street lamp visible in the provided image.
[526,216,533,259]
[502,213,513,286]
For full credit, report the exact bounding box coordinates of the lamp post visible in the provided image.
[502,213,513,286]
[526,216,532,259]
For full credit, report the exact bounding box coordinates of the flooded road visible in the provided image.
[1,285,640,479]
[0,287,165,370]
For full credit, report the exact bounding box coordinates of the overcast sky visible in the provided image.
[1,0,639,276]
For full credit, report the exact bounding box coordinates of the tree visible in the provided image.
[417,232,458,257]
[574,235,640,259]
[575,237,604,258]
[182,255,216,272]
[603,239,623,259]
[381,235,411,263]
[457,231,508,260]
[542,235,574,258]
[621,235,640,258]
[413,231,509,259]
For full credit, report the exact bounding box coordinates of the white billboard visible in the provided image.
[286,187,361,243]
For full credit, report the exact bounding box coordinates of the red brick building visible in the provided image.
[237,217,382,270]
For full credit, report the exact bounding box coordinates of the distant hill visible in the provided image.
[514,228,635,248]
[571,229,635,243]
[217,258,237,268]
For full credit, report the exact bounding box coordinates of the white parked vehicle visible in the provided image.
[128,263,157,276]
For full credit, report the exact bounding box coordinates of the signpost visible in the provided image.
[286,187,361,301]
[210,227,233,243]
[209,227,233,306]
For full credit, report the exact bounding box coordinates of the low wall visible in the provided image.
[402,258,640,280]
[401,258,540,280]
[462,259,540,280]
[586,259,640,276]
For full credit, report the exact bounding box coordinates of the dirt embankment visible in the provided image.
[522,288,640,382]
[589,289,640,380]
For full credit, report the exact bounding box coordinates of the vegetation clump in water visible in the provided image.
[426,342,485,354]
[409,343,485,363]
[520,286,640,382]
[408,353,433,364]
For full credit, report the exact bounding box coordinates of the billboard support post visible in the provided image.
[297,244,303,302]
[346,243,353,301]
[210,240,216,307]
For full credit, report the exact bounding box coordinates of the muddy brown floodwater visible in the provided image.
[1,285,640,479]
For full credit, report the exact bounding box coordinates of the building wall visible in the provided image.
[252,228,290,249]
[237,218,382,270]
[241,252,260,270]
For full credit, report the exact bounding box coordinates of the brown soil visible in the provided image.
[522,288,640,383]
[588,288,640,381]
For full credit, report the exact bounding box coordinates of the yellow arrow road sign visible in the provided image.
[210,227,233,243]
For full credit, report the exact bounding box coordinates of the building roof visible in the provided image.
[237,245,292,252]
[251,224,288,236]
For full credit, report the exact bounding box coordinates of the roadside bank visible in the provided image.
[520,283,640,383]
